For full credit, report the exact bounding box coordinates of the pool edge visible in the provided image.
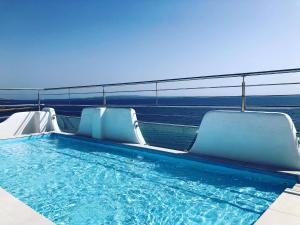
[0,188,55,225]
[255,183,300,225]
[52,132,300,180]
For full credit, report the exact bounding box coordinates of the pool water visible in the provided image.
[0,134,296,225]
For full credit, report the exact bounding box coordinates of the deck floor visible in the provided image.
[0,188,54,225]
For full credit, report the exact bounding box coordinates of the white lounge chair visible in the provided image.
[190,110,300,170]
[78,107,146,145]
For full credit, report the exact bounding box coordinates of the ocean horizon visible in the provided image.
[2,95,300,128]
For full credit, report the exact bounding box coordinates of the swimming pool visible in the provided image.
[0,134,296,225]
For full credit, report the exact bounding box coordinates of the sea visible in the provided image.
[1,95,300,127]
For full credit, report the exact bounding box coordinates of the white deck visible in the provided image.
[0,188,54,225]
[255,184,300,225]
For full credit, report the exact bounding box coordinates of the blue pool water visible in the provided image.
[0,134,296,225]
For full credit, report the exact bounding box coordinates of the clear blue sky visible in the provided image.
[0,0,300,89]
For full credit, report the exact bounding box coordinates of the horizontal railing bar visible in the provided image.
[54,110,300,118]
[43,68,300,90]
[136,113,204,118]
[1,82,300,97]
[0,107,36,112]
[43,103,242,108]
[55,110,82,113]
[0,104,42,107]
[42,86,239,95]
[49,89,154,94]
[112,82,297,91]
[55,113,199,128]
[46,111,300,119]
[56,114,81,119]
[99,85,242,94]
[38,93,300,99]
[0,93,37,95]
[157,84,241,92]
[40,93,70,96]
[42,95,241,100]
[43,104,99,107]
[105,89,155,94]
[1,68,300,92]
[246,81,300,87]
[0,88,41,91]
[246,93,300,97]
[61,91,102,95]
[44,81,300,95]
[55,114,199,128]
[3,103,300,109]
[40,92,300,98]
[138,121,199,128]
[99,84,242,94]
[4,81,300,96]
[43,103,300,109]
[247,105,300,109]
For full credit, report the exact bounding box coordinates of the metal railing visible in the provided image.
[2,67,300,149]
[1,67,300,120]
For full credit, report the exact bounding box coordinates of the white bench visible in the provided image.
[190,110,300,170]
[78,107,146,145]
[0,108,60,139]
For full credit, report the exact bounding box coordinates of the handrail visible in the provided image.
[0,88,42,91]
[41,67,300,90]
[0,68,300,92]
[138,120,199,128]
[44,104,242,108]
[0,104,42,107]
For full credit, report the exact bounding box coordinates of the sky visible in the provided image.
[1,0,300,92]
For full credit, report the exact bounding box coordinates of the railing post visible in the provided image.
[103,86,106,106]
[155,82,158,105]
[241,76,246,112]
[37,90,41,111]
[68,88,71,105]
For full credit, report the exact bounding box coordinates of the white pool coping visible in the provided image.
[255,184,300,225]
[0,188,54,225]
[1,132,300,225]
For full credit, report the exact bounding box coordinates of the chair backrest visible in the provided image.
[77,108,104,137]
[77,107,146,144]
[190,110,300,170]
[0,111,50,138]
[42,108,61,132]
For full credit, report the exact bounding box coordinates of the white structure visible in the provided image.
[190,110,300,170]
[42,108,61,132]
[0,108,61,139]
[78,107,146,145]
